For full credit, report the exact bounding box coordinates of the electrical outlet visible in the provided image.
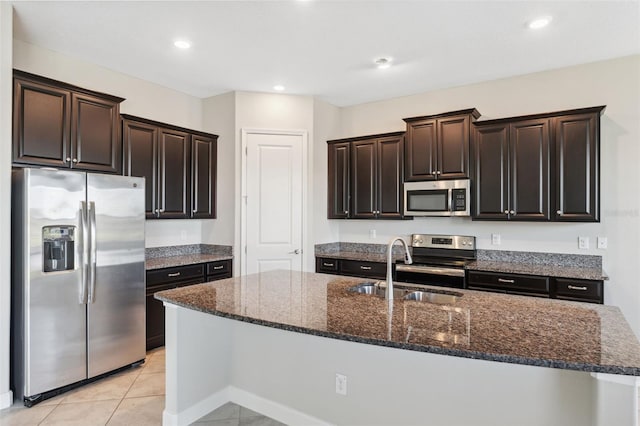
[335,373,347,395]
[369,229,376,239]
[578,236,589,250]
[597,237,608,249]
[491,234,501,245]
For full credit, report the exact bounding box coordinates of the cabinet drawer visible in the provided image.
[206,260,232,278]
[316,257,339,273]
[554,278,603,303]
[467,271,549,295]
[340,260,386,279]
[147,264,205,286]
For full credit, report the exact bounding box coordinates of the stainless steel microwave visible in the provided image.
[404,179,470,216]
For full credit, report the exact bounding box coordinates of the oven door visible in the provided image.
[395,264,465,289]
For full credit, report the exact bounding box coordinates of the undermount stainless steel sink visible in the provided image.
[347,282,462,304]
[403,290,462,305]
[347,282,406,299]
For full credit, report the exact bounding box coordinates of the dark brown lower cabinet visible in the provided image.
[553,278,603,304]
[316,257,386,280]
[145,261,232,350]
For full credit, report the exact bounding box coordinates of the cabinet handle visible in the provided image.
[213,265,224,270]
[72,158,78,163]
[504,210,509,215]
[65,157,71,163]
[323,262,334,267]
[159,209,165,213]
[344,210,348,214]
[568,285,588,291]
[360,266,372,270]
[167,272,181,277]
[498,278,515,283]
[556,210,562,215]
[193,209,197,213]
[510,210,516,215]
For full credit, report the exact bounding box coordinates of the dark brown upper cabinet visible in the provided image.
[327,142,350,218]
[191,134,217,219]
[472,106,604,222]
[13,70,124,173]
[122,114,218,220]
[327,131,405,220]
[403,109,480,181]
[472,119,550,221]
[553,111,602,222]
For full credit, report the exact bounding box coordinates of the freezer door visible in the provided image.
[86,174,146,377]
[17,168,87,397]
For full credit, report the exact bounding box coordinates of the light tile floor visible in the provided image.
[0,347,285,426]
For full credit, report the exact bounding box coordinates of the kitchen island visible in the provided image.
[156,270,640,426]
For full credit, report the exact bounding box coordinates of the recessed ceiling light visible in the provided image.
[174,40,191,49]
[374,57,392,69]
[528,16,552,30]
[273,85,285,91]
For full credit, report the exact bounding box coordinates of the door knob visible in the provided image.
[289,249,301,255]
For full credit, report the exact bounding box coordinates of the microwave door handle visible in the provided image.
[448,189,454,212]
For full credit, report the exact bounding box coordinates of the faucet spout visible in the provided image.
[386,237,413,301]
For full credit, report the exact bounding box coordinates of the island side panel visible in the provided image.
[163,303,234,426]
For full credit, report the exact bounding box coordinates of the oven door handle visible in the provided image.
[396,264,466,277]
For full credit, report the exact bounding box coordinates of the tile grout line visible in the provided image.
[105,359,148,424]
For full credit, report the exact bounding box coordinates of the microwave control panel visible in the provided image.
[452,189,467,211]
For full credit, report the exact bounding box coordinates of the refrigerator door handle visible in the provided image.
[80,201,89,304]
[88,201,97,304]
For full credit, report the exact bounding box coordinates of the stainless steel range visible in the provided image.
[395,234,476,289]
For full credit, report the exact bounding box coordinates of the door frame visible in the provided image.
[240,128,309,277]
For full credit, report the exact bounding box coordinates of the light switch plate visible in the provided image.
[491,234,501,245]
[335,373,347,395]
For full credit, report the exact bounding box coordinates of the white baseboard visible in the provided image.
[228,386,331,426]
[163,388,230,426]
[0,390,13,410]
[162,386,330,426]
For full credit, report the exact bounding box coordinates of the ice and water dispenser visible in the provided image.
[42,226,75,272]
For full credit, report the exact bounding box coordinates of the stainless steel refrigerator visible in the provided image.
[11,168,146,406]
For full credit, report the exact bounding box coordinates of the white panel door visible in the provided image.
[245,131,304,275]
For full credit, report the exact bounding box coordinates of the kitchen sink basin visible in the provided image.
[347,282,461,304]
[403,289,462,305]
[347,282,406,299]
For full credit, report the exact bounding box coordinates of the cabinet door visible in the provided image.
[158,128,191,218]
[554,113,599,222]
[509,119,550,220]
[377,135,404,218]
[327,142,351,218]
[13,77,71,168]
[404,119,437,181]
[472,124,509,219]
[71,93,121,173]
[146,282,174,350]
[438,115,470,179]
[351,139,377,218]
[191,135,217,218]
[122,119,158,218]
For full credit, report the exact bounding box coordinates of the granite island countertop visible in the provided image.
[156,270,640,376]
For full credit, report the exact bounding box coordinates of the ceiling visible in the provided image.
[10,1,640,107]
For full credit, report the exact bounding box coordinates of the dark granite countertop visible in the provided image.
[145,244,233,270]
[466,260,608,281]
[155,270,640,376]
[315,243,607,281]
[146,253,233,270]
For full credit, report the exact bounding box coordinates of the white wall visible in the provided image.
[233,92,316,272]
[336,55,640,336]
[201,92,236,247]
[12,39,206,248]
[0,2,13,410]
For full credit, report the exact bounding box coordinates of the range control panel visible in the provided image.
[411,234,476,250]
